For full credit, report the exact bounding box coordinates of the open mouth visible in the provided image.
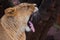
[28,21,35,32]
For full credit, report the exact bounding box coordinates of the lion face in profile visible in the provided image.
[4,3,37,32]
[1,3,37,40]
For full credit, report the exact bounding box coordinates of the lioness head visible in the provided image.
[5,3,36,17]
[4,3,37,32]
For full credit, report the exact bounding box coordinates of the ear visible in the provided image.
[5,7,16,14]
[4,7,17,16]
[8,9,14,14]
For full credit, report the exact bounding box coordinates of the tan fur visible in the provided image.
[0,3,36,40]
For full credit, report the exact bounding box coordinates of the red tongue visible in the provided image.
[29,21,35,32]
